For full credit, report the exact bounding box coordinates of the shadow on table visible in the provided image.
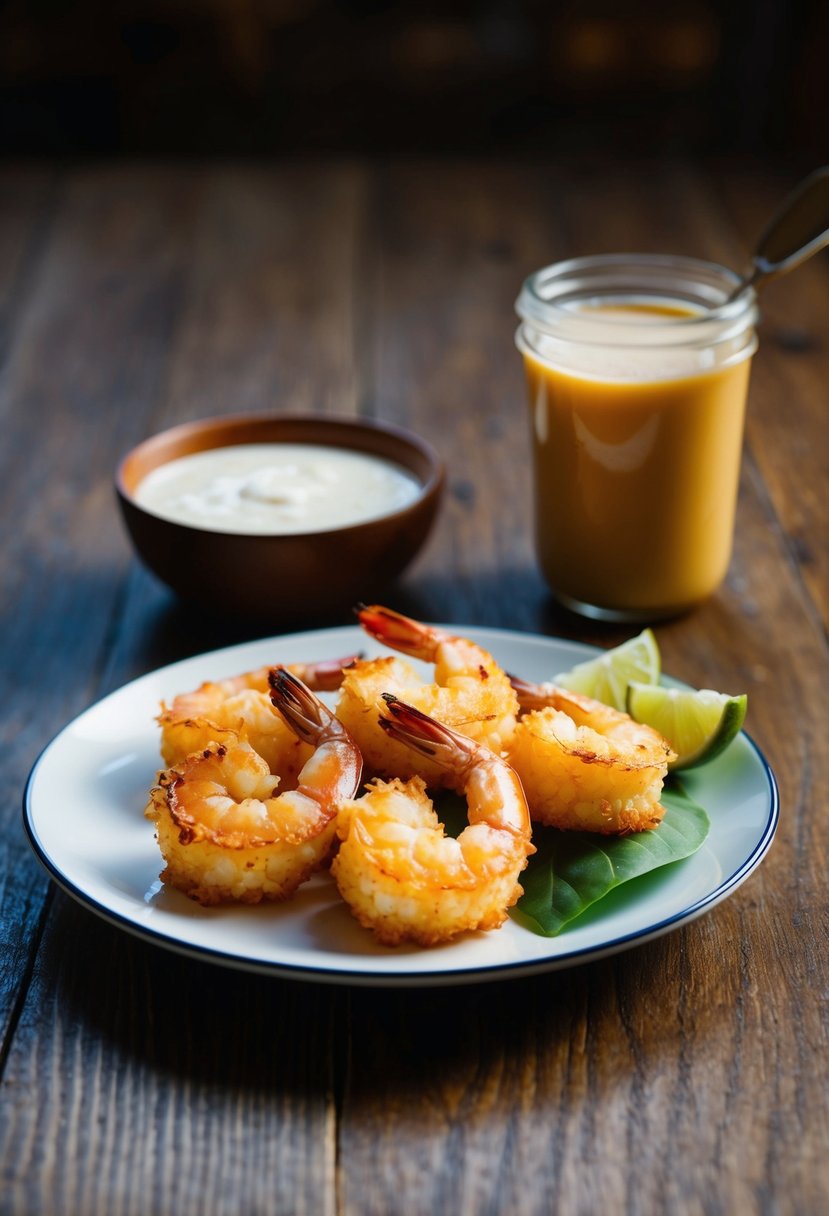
[36,889,687,1105]
[125,561,636,679]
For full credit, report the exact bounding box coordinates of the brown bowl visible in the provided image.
[116,413,444,625]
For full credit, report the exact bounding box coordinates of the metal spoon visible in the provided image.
[726,165,829,302]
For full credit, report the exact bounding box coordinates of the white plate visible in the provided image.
[23,625,778,987]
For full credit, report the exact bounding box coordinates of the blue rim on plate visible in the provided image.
[22,625,779,987]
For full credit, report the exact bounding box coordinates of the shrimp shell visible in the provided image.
[508,683,675,834]
[157,654,356,784]
[336,606,518,786]
[332,697,533,945]
[146,673,362,906]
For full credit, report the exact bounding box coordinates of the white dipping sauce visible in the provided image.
[134,443,422,534]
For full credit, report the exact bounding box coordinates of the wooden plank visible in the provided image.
[0,165,201,1051]
[0,165,59,1049]
[0,166,57,365]
[0,160,196,1132]
[0,895,336,1216]
[706,164,829,630]
[159,163,367,426]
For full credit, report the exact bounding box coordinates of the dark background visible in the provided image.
[1,0,827,161]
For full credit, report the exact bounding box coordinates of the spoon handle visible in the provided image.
[749,165,829,284]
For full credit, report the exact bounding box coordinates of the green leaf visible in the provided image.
[512,782,710,937]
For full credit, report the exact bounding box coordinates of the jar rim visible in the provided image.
[516,253,757,345]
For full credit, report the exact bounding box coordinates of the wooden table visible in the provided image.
[2,159,827,1215]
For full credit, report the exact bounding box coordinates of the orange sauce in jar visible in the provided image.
[516,263,758,620]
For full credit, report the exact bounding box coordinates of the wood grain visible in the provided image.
[1,160,827,1216]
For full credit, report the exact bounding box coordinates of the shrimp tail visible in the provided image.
[268,668,335,746]
[287,654,363,690]
[379,693,475,767]
[508,674,558,714]
[356,604,436,660]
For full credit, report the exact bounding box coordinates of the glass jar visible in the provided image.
[515,254,759,621]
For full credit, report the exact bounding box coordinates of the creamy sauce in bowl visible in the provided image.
[134,443,422,534]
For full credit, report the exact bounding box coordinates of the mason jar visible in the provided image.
[515,254,759,621]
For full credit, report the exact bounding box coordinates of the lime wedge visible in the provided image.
[554,628,660,711]
[626,682,747,770]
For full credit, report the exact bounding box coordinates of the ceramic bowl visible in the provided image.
[116,413,444,624]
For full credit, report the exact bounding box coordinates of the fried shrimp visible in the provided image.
[158,654,355,786]
[507,678,675,834]
[145,671,362,906]
[332,696,534,946]
[335,605,519,787]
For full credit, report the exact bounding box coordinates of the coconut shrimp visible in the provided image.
[507,678,676,835]
[335,605,518,788]
[332,696,533,946]
[145,671,362,906]
[158,654,355,787]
